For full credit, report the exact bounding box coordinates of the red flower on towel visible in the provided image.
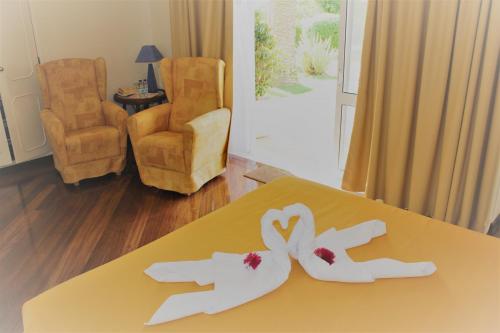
[314,247,335,265]
[244,252,262,270]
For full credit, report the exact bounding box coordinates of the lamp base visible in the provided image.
[147,63,158,93]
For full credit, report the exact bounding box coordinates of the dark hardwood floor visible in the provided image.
[0,155,260,333]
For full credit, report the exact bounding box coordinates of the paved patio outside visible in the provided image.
[250,71,343,188]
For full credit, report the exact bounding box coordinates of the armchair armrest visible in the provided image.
[40,109,68,166]
[127,103,172,145]
[183,108,231,172]
[102,101,128,153]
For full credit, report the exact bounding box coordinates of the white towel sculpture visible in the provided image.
[144,209,292,325]
[284,203,437,282]
[145,203,437,325]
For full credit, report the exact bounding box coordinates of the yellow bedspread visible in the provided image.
[23,177,500,332]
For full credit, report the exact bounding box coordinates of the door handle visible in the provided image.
[0,66,4,72]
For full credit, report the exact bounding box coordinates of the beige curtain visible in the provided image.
[169,0,233,108]
[342,0,500,232]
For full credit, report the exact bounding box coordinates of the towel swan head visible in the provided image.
[260,209,290,251]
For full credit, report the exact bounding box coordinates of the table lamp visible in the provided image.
[135,45,163,93]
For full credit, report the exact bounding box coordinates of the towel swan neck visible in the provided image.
[284,203,316,259]
[260,209,289,252]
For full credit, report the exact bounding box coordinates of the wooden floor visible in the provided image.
[0,155,260,333]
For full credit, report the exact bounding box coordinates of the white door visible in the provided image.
[334,0,368,171]
[0,0,50,164]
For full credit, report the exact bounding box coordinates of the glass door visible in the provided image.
[334,0,368,171]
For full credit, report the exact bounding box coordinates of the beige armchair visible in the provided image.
[127,57,231,194]
[37,58,128,185]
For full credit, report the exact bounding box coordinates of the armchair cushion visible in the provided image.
[137,131,185,172]
[65,126,120,164]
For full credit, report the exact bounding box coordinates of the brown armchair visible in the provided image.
[37,58,128,185]
[127,57,231,194]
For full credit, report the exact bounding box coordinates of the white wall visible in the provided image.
[147,0,172,89]
[148,0,172,58]
[29,0,171,102]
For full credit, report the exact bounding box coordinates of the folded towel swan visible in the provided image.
[284,203,437,282]
[144,203,437,325]
[144,209,292,325]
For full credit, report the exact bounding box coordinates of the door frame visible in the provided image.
[229,0,257,157]
[334,0,364,172]
[336,0,358,108]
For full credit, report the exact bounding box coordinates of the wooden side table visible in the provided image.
[113,89,167,113]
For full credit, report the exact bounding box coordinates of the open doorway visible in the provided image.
[232,0,368,188]
[252,0,340,187]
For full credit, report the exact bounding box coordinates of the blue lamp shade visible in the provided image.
[135,45,163,63]
[136,45,163,93]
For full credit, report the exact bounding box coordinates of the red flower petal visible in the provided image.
[314,247,335,265]
[244,252,262,270]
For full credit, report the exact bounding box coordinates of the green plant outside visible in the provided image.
[297,0,323,20]
[316,0,340,14]
[302,36,334,76]
[295,25,303,48]
[276,83,312,95]
[308,20,339,50]
[255,11,279,99]
[267,89,289,98]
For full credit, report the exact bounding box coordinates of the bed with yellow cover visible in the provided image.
[23,177,500,332]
